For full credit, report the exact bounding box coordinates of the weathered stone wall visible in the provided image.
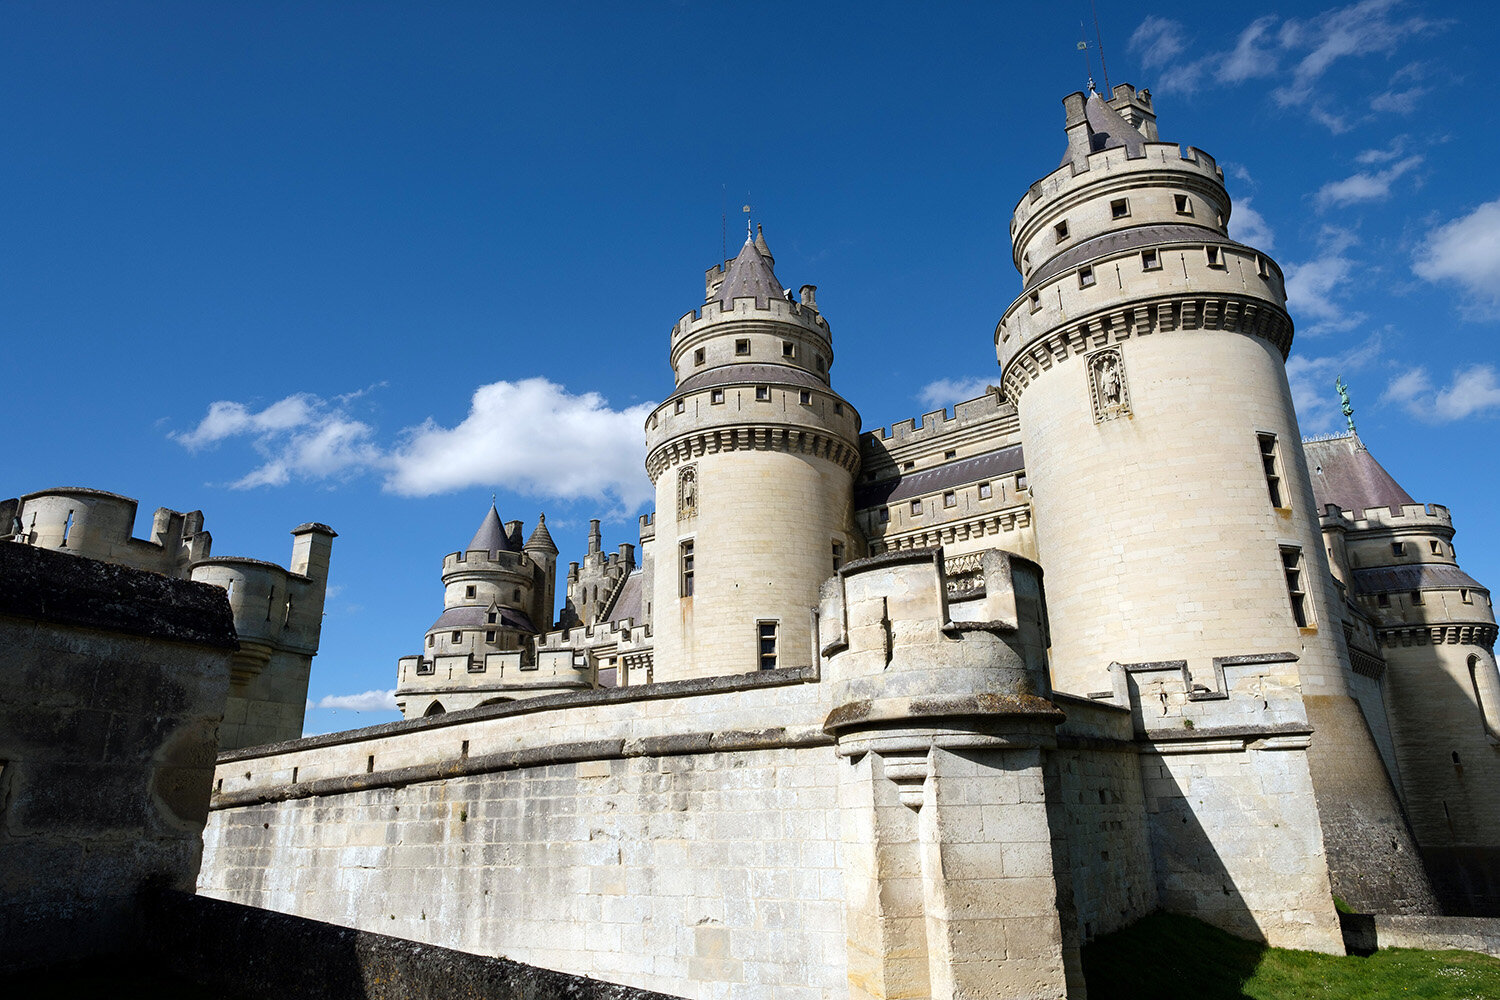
[0,543,236,973]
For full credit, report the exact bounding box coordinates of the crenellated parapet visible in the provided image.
[8,487,212,576]
[670,295,831,381]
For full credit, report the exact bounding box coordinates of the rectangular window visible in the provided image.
[735,338,750,356]
[711,388,725,404]
[757,621,778,670]
[1054,220,1069,242]
[1392,542,1406,557]
[427,634,434,647]
[877,507,890,523]
[1110,198,1130,219]
[486,611,497,623]
[799,389,811,405]
[485,630,496,643]
[1258,433,1284,508]
[978,482,992,499]
[1029,291,1041,312]
[815,355,826,373]
[832,541,844,571]
[465,585,476,598]
[1462,588,1473,604]
[1281,547,1310,628]
[1256,255,1270,278]
[901,461,915,471]
[1410,590,1424,606]
[1175,194,1192,215]
[694,348,705,366]
[943,491,957,508]
[834,402,843,415]
[944,449,956,459]
[910,499,922,516]
[1017,472,1028,490]
[755,385,770,401]
[1078,266,1096,288]
[782,340,796,358]
[1430,541,1443,555]
[451,630,462,643]
[680,540,695,597]
[416,659,435,675]
[674,399,685,414]
[1377,593,1390,607]
[469,656,485,673]
[1206,246,1224,269]
[1141,249,1160,271]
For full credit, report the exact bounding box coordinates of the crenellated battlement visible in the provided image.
[1322,502,1454,534]
[441,547,534,577]
[672,294,830,343]
[1013,141,1223,229]
[9,487,212,575]
[860,388,1015,449]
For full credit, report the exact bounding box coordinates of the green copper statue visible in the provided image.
[1335,375,1356,435]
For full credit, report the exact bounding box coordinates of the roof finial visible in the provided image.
[491,492,497,507]
[1336,375,1357,435]
[1078,27,1095,95]
[742,202,753,242]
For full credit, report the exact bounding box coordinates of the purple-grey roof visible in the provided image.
[855,445,1025,509]
[714,236,786,309]
[669,363,829,401]
[1027,224,1249,290]
[429,605,537,633]
[524,514,558,553]
[467,503,517,553]
[1352,564,1485,595]
[1062,92,1146,166]
[1303,436,1414,515]
[606,569,644,625]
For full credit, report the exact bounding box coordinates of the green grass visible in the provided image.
[1082,912,1500,1000]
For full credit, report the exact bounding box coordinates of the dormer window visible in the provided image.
[487,611,497,624]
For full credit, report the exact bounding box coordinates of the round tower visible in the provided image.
[996,84,1437,911]
[644,227,862,681]
[424,503,540,658]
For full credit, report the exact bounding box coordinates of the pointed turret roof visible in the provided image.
[1062,91,1148,166]
[714,233,785,309]
[754,224,774,267]
[1303,435,1416,516]
[467,502,517,553]
[524,513,558,553]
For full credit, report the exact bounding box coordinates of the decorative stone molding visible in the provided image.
[867,506,1032,555]
[647,425,860,481]
[1380,622,1498,652]
[1000,293,1293,403]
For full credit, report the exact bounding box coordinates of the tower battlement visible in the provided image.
[441,547,532,576]
[673,295,829,342]
[1323,501,1454,534]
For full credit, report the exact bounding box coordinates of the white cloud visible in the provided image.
[1219,15,1281,83]
[1284,230,1364,335]
[1412,198,1500,318]
[1285,332,1384,433]
[1315,155,1422,210]
[1382,364,1500,422]
[1274,0,1440,110]
[1229,198,1274,250]
[1130,17,1188,70]
[173,378,656,510]
[1370,85,1429,114]
[916,377,997,411]
[311,689,399,712]
[386,379,654,507]
[1354,138,1408,165]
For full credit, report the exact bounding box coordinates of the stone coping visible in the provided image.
[0,543,238,650]
[1137,721,1313,744]
[218,665,819,764]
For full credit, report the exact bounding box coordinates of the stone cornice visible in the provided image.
[1379,622,1498,652]
[867,507,1033,554]
[999,294,1293,403]
[647,425,860,481]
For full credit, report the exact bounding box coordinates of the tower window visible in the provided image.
[815,355,826,373]
[1281,547,1310,628]
[944,449,956,459]
[755,385,770,401]
[710,388,725,404]
[834,402,844,415]
[782,340,796,358]
[1410,591,1424,606]
[451,631,462,643]
[1392,542,1406,557]
[832,541,844,571]
[1141,249,1160,271]
[1017,472,1028,490]
[1174,194,1193,215]
[1462,588,1473,605]
[694,348,705,366]
[1258,434,1284,508]
[902,461,915,471]
[1256,255,1270,278]
[1430,541,1443,555]
[485,630,496,643]
[1110,198,1130,219]
[943,491,957,508]
[465,585,476,599]
[877,507,890,523]
[487,611,497,623]
[1377,593,1390,607]
[978,482,993,499]
[799,389,811,405]
[427,635,435,647]
[757,621,779,670]
[735,339,750,356]
[1078,266,1096,288]
[910,500,922,516]
[470,655,486,672]
[513,588,521,602]
[1205,246,1224,269]
[675,399,685,414]
[1054,220,1069,242]
[680,540,695,597]
[1029,291,1042,313]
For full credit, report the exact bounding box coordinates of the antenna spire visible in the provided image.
[1090,0,1112,95]
[742,200,753,242]
[1077,28,1094,93]
[1335,376,1357,435]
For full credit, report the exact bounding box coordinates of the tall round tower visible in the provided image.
[996,85,1434,909]
[644,227,862,681]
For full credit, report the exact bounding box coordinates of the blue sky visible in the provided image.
[5,2,1497,735]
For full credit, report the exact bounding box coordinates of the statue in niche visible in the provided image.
[1087,347,1131,423]
[678,465,698,519]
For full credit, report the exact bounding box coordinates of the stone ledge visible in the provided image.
[1137,721,1313,745]
[219,665,818,764]
[0,543,238,650]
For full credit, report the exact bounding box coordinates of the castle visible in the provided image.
[9,82,1500,999]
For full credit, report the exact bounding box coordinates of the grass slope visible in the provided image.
[1082,912,1500,1000]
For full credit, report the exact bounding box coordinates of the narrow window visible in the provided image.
[452,630,462,643]
[1256,255,1270,278]
[1410,590,1424,606]
[757,621,779,670]
[1430,540,1443,556]
[815,355,826,373]
[1141,249,1160,271]
[487,611,497,623]
[1017,472,1028,490]
[693,348,705,366]
[710,388,725,404]
[367,755,375,773]
[834,402,843,415]
[1078,266,1096,288]
[1469,655,1489,733]
[1258,434,1284,508]
[1392,542,1405,557]
[782,340,796,358]
[1110,198,1129,219]
[266,592,274,621]
[799,389,811,405]
[680,540,695,597]
[1029,291,1041,313]
[910,499,922,516]
[832,541,844,571]
[901,461,915,471]
[944,449,956,459]
[755,385,770,401]
[978,482,992,499]
[427,634,435,647]
[1462,588,1473,605]
[1174,194,1192,215]
[943,491,957,508]
[877,507,890,523]
[1054,220,1069,242]
[513,588,521,602]
[1206,246,1224,269]
[61,509,74,546]
[735,338,750,356]
[485,630,496,643]
[465,585,476,599]
[1377,593,1390,607]
[1281,547,1310,628]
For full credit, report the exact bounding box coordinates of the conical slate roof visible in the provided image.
[1303,435,1416,516]
[524,513,558,553]
[754,224,774,266]
[467,502,517,553]
[715,234,785,309]
[1062,92,1148,165]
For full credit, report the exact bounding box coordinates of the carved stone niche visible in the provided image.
[677,464,697,520]
[1086,346,1131,423]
